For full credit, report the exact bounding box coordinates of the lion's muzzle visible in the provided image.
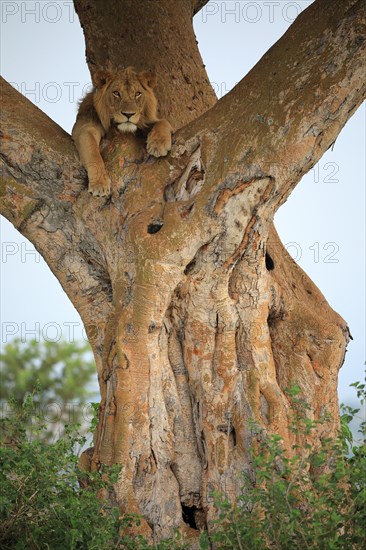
[117,121,138,133]
[114,109,140,133]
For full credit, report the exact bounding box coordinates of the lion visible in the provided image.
[72,67,172,197]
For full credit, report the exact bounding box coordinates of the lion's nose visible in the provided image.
[122,112,136,119]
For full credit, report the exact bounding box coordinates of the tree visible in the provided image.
[1,0,365,542]
[0,339,96,440]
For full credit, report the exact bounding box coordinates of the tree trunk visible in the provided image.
[1,0,365,542]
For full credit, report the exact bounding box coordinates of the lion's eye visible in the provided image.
[135,91,142,99]
[112,91,120,98]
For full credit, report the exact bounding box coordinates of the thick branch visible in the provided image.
[176,0,366,213]
[0,79,81,200]
[0,78,112,359]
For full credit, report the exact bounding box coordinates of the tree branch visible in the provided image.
[177,0,366,213]
[0,78,82,206]
[0,78,113,353]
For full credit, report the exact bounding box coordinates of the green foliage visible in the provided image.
[0,391,136,549]
[0,338,96,439]
[1,383,365,549]
[201,382,366,550]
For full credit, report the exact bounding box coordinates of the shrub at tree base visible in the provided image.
[0,384,365,549]
[0,393,123,549]
[200,383,366,550]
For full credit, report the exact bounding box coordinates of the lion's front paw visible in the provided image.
[88,175,111,197]
[146,127,172,158]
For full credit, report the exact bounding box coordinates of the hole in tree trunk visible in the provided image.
[181,505,198,530]
[231,427,237,447]
[184,258,196,274]
[147,221,163,234]
[265,252,275,270]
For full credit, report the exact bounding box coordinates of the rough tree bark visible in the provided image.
[1,0,365,543]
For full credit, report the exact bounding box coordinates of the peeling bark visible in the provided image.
[1,0,365,542]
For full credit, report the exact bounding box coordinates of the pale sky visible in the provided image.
[0,1,365,404]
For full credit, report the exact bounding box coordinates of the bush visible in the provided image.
[1,384,364,549]
[0,392,131,549]
[200,382,366,550]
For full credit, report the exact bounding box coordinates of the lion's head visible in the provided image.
[92,67,159,133]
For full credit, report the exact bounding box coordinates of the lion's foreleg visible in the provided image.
[73,124,111,197]
[146,119,172,158]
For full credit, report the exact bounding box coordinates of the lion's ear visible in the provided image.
[92,70,114,88]
[139,70,157,89]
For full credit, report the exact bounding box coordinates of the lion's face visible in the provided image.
[92,67,158,133]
